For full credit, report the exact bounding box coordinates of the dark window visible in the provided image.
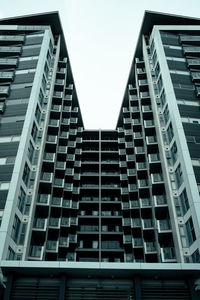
[18,187,26,213]
[22,163,30,186]
[11,215,20,243]
[180,189,189,215]
[186,217,196,246]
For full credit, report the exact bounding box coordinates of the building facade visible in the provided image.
[0,10,200,299]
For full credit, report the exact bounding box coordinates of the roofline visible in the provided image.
[0,11,84,127]
[116,10,200,128]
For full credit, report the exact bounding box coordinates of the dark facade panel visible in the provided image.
[193,166,200,183]
[188,143,200,158]
[183,123,200,136]
[18,59,38,70]
[0,190,8,209]
[178,105,200,118]
[8,87,32,99]
[0,122,24,136]
[174,88,197,100]
[3,104,28,117]
[21,47,41,57]
[25,36,43,45]
[0,165,14,181]
[13,73,35,84]
[164,48,184,58]
[167,60,188,71]
[171,73,192,85]
[161,35,180,46]
[0,142,19,156]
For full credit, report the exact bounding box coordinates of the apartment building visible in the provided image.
[0,10,200,299]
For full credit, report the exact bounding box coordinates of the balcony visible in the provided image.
[140,198,151,207]
[33,218,47,230]
[51,197,62,206]
[131,218,141,227]
[49,119,59,127]
[135,146,145,154]
[61,217,70,227]
[191,72,200,83]
[144,119,154,128]
[154,195,167,206]
[41,172,53,182]
[180,35,200,44]
[137,162,147,170]
[142,219,154,229]
[43,152,55,162]
[37,194,50,205]
[148,153,160,163]
[183,46,200,56]
[0,71,14,81]
[29,245,43,260]
[59,237,69,247]
[62,199,72,208]
[0,58,18,68]
[46,135,57,144]
[123,218,131,227]
[130,200,139,209]
[161,247,176,262]
[124,254,134,262]
[145,242,156,253]
[157,219,171,232]
[46,240,58,252]
[187,59,200,69]
[138,179,148,189]
[49,218,60,228]
[0,46,21,56]
[0,86,10,96]
[146,135,157,144]
[133,237,143,247]
[123,235,132,244]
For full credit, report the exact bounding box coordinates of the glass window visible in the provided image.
[186,217,196,246]
[27,142,34,163]
[31,122,38,142]
[175,164,183,188]
[11,215,21,243]
[35,105,41,124]
[22,163,30,186]
[18,187,26,213]
[167,123,174,143]
[7,247,15,260]
[180,189,190,215]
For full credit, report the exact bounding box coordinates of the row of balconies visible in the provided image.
[29,243,175,262]
[122,218,171,232]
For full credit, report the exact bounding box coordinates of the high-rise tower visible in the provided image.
[0,10,200,300]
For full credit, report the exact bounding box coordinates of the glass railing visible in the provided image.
[159,219,171,230]
[43,152,54,161]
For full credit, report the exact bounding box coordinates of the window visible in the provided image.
[35,105,41,124]
[163,105,169,124]
[11,215,20,243]
[39,89,44,107]
[27,142,34,163]
[157,76,163,92]
[171,142,177,164]
[166,123,174,144]
[155,62,160,79]
[22,163,30,186]
[175,164,183,188]
[180,189,189,215]
[7,247,15,260]
[160,90,166,108]
[42,75,46,92]
[191,249,200,263]
[186,217,196,246]
[18,187,26,213]
[31,122,38,142]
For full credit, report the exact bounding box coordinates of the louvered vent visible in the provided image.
[141,280,191,300]
[66,279,135,300]
[10,277,60,300]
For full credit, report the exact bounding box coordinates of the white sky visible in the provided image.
[1,0,200,129]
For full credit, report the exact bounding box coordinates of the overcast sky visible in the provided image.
[1,0,200,129]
